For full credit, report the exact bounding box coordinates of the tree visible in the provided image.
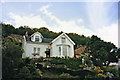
[117,48,120,58]
[17,66,31,78]
[2,24,16,37]
[92,48,108,66]
[2,37,40,79]
[2,38,23,78]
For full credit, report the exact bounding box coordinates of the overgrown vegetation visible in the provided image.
[2,23,120,79]
[48,57,82,70]
[2,38,40,79]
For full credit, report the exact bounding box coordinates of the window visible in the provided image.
[35,36,39,41]
[59,46,61,56]
[63,46,67,56]
[39,37,42,42]
[34,47,36,53]
[62,37,66,43]
[38,48,40,54]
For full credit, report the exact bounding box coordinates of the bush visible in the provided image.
[85,74,95,78]
[37,57,43,62]
[17,66,31,78]
[93,66,103,73]
[48,57,82,70]
[59,72,73,78]
[104,67,118,77]
[97,73,106,78]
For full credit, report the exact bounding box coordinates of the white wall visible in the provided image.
[22,42,50,58]
[22,33,75,58]
[51,34,74,57]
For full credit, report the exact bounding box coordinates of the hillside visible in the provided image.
[1,23,116,49]
[2,23,120,79]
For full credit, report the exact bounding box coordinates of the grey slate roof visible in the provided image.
[42,38,53,43]
[25,36,53,43]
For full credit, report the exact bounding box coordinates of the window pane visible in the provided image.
[38,48,40,53]
[34,47,36,53]
[59,46,61,56]
[62,37,66,43]
[63,46,67,56]
[35,36,39,41]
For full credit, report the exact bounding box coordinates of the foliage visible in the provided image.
[48,57,82,70]
[117,48,120,58]
[98,73,106,78]
[104,67,118,77]
[2,23,119,79]
[17,66,31,78]
[1,23,91,48]
[2,38,23,78]
[108,50,118,66]
[68,33,90,48]
[2,24,16,37]
[37,56,44,62]
[93,66,103,73]
[92,48,108,66]
[59,72,73,78]
[87,35,117,67]
[2,38,40,79]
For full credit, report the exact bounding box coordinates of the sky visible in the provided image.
[1,1,119,47]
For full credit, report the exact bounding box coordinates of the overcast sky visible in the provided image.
[1,1,118,47]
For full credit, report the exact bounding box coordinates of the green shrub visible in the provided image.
[48,57,82,70]
[59,72,73,78]
[104,67,118,77]
[37,56,43,62]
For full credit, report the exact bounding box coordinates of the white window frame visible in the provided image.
[59,46,61,57]
[34,47,36,53]
[38,48,40,54]
[35,36,39,41]
[61,37,66,43]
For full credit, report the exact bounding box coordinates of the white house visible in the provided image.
[22,32,75,58]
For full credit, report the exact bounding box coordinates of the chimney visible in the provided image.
[25,32,28,36]
[25,32,29,41]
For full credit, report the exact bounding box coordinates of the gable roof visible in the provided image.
[25,32,75,44]
[51,32,75,45]
[31,32,43,38]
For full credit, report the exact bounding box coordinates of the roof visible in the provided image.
[31,32,43,38]
[25,36,53,43]
[42,38,53,43]
[51,32,75,45]
[24,32,75,44]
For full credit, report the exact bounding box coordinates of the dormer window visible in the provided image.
[35,36,39,41]
[62,37,66,43]
[30,32,43,42]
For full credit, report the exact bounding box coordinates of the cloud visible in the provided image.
[85,2,118,47]
[86,2,117,31]
[77,19,84,23]
[5,4,94,37]
[39,5,95,36]
[96,23,118,47]
[5,4,118,47]
[7,12,49,28]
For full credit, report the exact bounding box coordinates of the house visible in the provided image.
[22,32,75,58]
